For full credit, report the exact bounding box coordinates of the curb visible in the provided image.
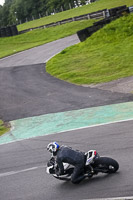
[84,197,133,200]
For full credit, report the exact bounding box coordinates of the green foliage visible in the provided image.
[0,0,85,27]
[0,120,9,136]
[46,14,133,85]
[0,0,133,28]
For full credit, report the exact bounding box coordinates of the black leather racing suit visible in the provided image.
[55,146,85,184]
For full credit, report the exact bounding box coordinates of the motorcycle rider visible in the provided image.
[47,142,88,184]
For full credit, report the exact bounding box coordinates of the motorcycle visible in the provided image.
[46,150,119,181]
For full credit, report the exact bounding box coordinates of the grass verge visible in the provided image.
[0,120,10,136]
[46,14,133,85]
[0,19,96,58]
[17,0,133,31]
[1,0,133,58]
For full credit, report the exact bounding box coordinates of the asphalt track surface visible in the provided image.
[0,63,133,121]
[0,34,133,200]
[0,34,79,68]
[0,120,133,200]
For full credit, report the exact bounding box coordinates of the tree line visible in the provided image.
[0,0,92,27]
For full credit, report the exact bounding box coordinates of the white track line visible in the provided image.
[83,197,133,200]
[0,166,45,177]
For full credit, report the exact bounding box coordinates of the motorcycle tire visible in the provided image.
[53,174,71,181]
[94,156,119,173]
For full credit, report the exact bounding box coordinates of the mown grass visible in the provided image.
[18,0,133,31]
[0,19,97,58]
[46,13,133,85]
[0,0,132,58]
[0,120,9,136]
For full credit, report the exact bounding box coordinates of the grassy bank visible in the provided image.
[0,19,97,58]
[1,0,132,58]
[18,0,133,31]
[0,120,9,136]
[46,14,133,85]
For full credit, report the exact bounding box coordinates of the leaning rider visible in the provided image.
[47,142,88,184]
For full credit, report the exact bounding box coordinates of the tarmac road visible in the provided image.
[0,63,133,121]
[0,34,79,68]
[0,120,133,200]
[0,33,133,121]
[0,34,133,200]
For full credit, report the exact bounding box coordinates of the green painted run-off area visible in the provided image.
[0,102,133,145]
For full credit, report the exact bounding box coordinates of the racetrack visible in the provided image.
[0,63,133,121]
[0,120,133,200]
[0,34,79,68]
[0,34,133,200]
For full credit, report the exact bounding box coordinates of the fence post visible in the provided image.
[103,11,106,18]
[61,6,63,12]
[87,14,90,19]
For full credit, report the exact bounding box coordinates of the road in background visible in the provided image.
[0,34,79,68]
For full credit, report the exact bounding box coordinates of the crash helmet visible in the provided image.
[47,142,60,154]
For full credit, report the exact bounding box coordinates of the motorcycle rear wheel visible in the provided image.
[94,157,119,173]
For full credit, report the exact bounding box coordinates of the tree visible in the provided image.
[0,0,87,27]
[0,0,14,27]
[1,4,10,26]
[0,6,3,27]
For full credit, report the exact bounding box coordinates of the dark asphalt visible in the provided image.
[0,120,133,200]
[0,34,133,200]
[0,63,133,121]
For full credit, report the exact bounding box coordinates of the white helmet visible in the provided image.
[47,142,60,154]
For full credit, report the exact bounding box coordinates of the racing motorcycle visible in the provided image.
[46,150,119,181]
